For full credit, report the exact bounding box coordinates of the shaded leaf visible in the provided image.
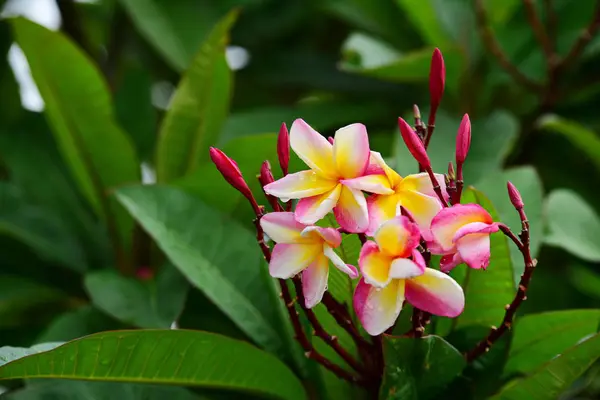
[0,343,62,368]
[36,306,121,344]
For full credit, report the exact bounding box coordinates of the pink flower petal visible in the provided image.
[295,184,342,225]
[289,119,337,179]
[359,241,392,288]
[405,268,465,317]
[453,221,500,241]
[264,170,338,201]
[260,212,307,244]
[341,175,394,195]
[366,193,401,236]
[333,123,370,179]
[300,226,342,248]
[269,243,321,279]
[412,249,427,270]
[430,204,494,252]
[456,233,492,270]
[440,252,463,273]
[353,278,405,336]
[374,216,421,258]
[302,253,329,308]
[399,189,442,241]
[323,245,359,278]
[334,186,369,233]
[400,172,449,202]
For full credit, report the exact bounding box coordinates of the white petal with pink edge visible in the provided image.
[456,233,492,270]
[295,184,342,225]
[264,170,338,201]
[359,241,392,288]
[374,216,421,258]
[430,204,493,251]
[302,253,329,308]
[334,186,369,233]
[366,193,401,236]
[290,119,337,179]
[389,258,425,279]
[353,278,405,336]
[405,268,465,318]
[301,226,342,247]
[323,245,359,278]
[333,123,370,179]
[269,243,321,279]
[260,212,307,244]
[341,175,394,195]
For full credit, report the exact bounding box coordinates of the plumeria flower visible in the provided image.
[353,216,465,336]
[430,204,499,272]
[264,119,387,233]
[260,212,358,308]
[344,151,447,237]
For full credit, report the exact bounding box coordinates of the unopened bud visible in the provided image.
[413,104,422,120]
[455,114,471,167]
[429,48,446,124]
[398,117,431,169]
[277,123,289,176]
[259,161,281,211]
[447,162,455,181]
[209,147,253,201]
[507,181,524,209]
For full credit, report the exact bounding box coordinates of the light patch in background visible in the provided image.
[3,0,62,112]
[151,81,176,110]
[226,45,250,71]
[141,162,157,185]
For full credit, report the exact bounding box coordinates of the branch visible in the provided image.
[557,1,600,73]
[543,0,558,53]
[474,0,542,92]
[522,0,554,61]
[322,293,373,352]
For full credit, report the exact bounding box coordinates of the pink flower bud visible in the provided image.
[429,48,446,120]
[507,181,524,210]
[209,147,252,199]
[398,117,431,168]
[455,114,471,166]
[277,123,289,176]
[259,160,275,186]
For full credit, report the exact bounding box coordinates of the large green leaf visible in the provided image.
[115,185,291,358]
[84,264,189,328]
[491,332,600,399]
[156,11,236,182]
[503,309,600,378]
[544,189,600,262]
[0,330,306,400]
[11,18,140,254]
[394,0,452,48]
[474,166,544,282]
[0,343,63,367]
[453,188,515,329]
[380,335,466,399]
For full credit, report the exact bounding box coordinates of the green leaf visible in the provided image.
[0,343,63,367]
[453,188,515,329]
[115,185,291,358]
[503,309,600,378]
[84,264,189,328]
[156,11,236,182]
[0,183,86,272]
[491,332,600,400]
[539,116,600,174]
[473,166,544,283]
[380,335,466,399]
[0,330,307,400]
[395,0,452,48]
[11,18,140,254]
[544,189,600,262]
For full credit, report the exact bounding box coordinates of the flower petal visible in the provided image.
[341,175,394,195]
[400,172,449,201]
[368,151,402,187]
[400,189,442,241]
[264,170,338,200]
[290,119,337,179]
[453,221,500,241]
[323,244,359,278]
[456,233,492,270]
[333,123,370,179]
[334,186,369,233]
[374,216,421,258]
[430,204,494,251]
[260,212,307,244]
[389,258,425,279]
[353,278,405,336]
[302,253,329,308]
[440,252,463,273]
[269,243,321,279]
[366,194,401,236]
[359,241,392,288]
[405,268,465,317]
[295,184,342,225]
[301,226,342,248]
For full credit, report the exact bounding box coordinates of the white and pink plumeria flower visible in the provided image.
[429,204,500,272]
[353,216,465,336]
[260,212,358,308]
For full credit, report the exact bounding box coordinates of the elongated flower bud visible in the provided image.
[210,147,252,200]
[398,117,431,168]
[507,181,524,210]
[447,161,456,181]
[429,48,445,125]
[277,123,289,176]
[259,160,281,211]
[455,114,471,166]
